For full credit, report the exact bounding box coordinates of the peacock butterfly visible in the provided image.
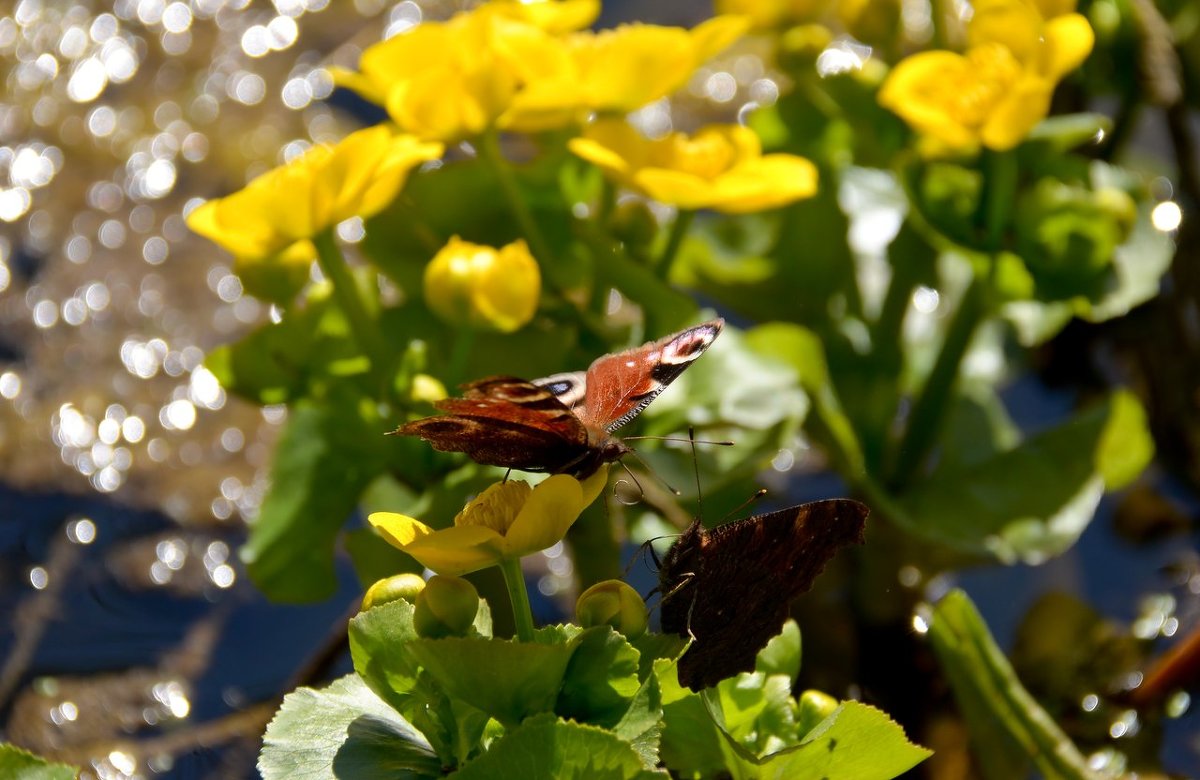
[394,319,723,478]
[659,498,869,691]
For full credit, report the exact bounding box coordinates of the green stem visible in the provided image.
[654,209,694,279]
[313,230,390,396]
[479,131,555,266]
[499,557,535,642]
[886,270,986,490]
[886,149,1015,489]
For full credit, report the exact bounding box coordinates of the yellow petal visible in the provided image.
[368,511,437,548]
[705,155,819,213]
[878,51,980,150]
[688,14,752,63]
[328,66,387,105]
[634,168,717,210]
[967,0,1041,62]
[472,240,541,333]
[1041,13,1094,79]
[567,137,635,181]
[981,76,1053,150]
[578,466,609,507]
[504,474,588,556]
[403,525,508,576]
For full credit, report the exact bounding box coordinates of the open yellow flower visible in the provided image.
[878,0,1094,152]
[569,120,818,213]
[423,237,541,332]
[187,125,442,262]
[332,7,572,142]
[368,470,608,577]
[506,16,749,129]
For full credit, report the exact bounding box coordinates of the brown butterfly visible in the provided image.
[394,319,723,478]
[659,498,869,691]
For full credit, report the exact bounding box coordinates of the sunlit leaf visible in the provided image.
[0,743,78,780]
[451,713,667,779]
[929,589,1096,780]
[259,674,440,780]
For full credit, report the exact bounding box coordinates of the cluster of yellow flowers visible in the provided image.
[879,0,1094,152]
[185,0,828,335]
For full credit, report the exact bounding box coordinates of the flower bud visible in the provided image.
[413,575,480,638]
[409,373,447,404]
[797,689,840,734]
[575,579,648,638]
[362,573,427,611]
[423,237,541,333]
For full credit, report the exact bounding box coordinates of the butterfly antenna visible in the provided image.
[622,435,735,447]
[613,461,646,506]
[623,447,681,496]
[687,426,704,522]
[720,488,769,525]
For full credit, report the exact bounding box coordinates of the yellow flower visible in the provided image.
[487,0,600,34]
[568,119,818,214]
[368,470,608,577]
[423,237,541,332]
[332,7,571,142]
[878,0,1094,152]
[187,125,442,261]
[507,16,749,129]
[715,0,825,30]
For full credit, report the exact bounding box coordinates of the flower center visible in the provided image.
[935,43,1022,129]
[456,480,531,535]
[664,131,738,180]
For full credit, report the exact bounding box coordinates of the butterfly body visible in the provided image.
[659,498,869,691]
[395,319,723,478]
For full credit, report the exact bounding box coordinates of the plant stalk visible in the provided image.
[499,557,535,642]
[479,131,555,267]
[654,209,694,279]
[313,230,390,397]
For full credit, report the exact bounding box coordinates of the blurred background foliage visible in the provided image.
[0,0,1199,777]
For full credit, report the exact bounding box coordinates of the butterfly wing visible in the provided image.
[572,319,723,432]
[394,377,591,472]
[661,498,869,691]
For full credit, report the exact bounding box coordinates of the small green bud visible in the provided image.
[414,575,480,638]
[797,689,840,735]
[362,573,427,611]
[575,579,648,639]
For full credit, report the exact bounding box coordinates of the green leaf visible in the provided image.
[349,599,423,713]
[612,674,665,769]
[405,635,577,728]
[259,674,440,780]
[929,589,1097,780]
[557,627,643,728]
[654,658,727,777]
[451,713,667,779]
[745,322,866,476]
[406,670,491,769]
[755,620,802,682]
[709,698,931,780]
[240,398,389,601]
[895,390,1153,562]
[0,743,78,780]
[713,673,798,752]
[1026,113,1112,152]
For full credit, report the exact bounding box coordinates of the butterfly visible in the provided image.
[658,498,869,691]
[394,319,723,478]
